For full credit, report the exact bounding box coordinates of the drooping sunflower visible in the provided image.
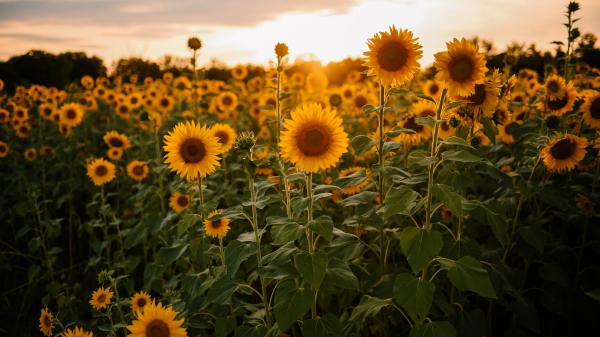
[163,121,221,181]
[89,287,113,310]
[103,130,132,150]
[338,167,370,195]
[203,210,231,238]
[59,103,85,127]
[63,326,93,337]
[86,158,116,186]
[544,74,567,100]
[364,25,422,87]
[581,91,600,129]
[434,38,488,97]
[0,141,9,158]
[169,192,191,213]
[457,78,500,119]
[131,291,153,313]
[127,301,188,337]
[39,307,54,337]
[280,103,349,173]
[541,134,588,173]
[210,123,236,154]
[216,92,238,112]
[126,160,149,182]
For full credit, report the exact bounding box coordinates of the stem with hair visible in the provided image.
[377,84,386,273]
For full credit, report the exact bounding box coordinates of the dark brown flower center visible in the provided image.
[137,298,147,307]
[160,98,169,107]
[547,80,559,93]
[440,121,450,131]
[377,41,408,72]
[403,116,424,132]
[180,138,206,163]
[0,144,6,152]
[97,294,106,303]
[146,319,170,337]
[43,314,51,327]
[222,95,233,106]
[297,124,330,156]
[43,107,53,116]
[133,165,145,176]
[429,83,439,95]
[109,137,124,148]
[177,196,189,207]
[354,95,367,109]
[119,105,129,114]
[343,89,353,98]
[66,109,76,119]
[466,84,487,105]
[548,95,568,111]
[95,165,108,177]
[590,97,600,119]
[448,55,475,82]
[215,131,229,145]
[550,138,576,160]
[329,93,342,106]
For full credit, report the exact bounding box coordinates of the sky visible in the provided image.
[0,0,599,68]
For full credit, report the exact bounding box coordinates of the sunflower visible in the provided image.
[216,92,238,112]
[127,93,143,109]
[364,26,422,87]
[127,301,188,337]
[90,287,113,310]
[63,326,93,337]
[541,134,588,173]
[0,108,9,123]
[169,192,191,213]
[423,79,443,99]
[395,114,430,143]
[203,210,231,238]
[163,121,221,181]
[280,103,349,172]
[210,123,236,154]
[347,70,362,83]
[457,77,499,119]
[163,72,174,83]
[231,65,248,81]
[24,147,37,161]
[127,160,149,182]
[87,158,116,186]
[103,131,132,150]
[39,307,54,337]
[339,167,370,195]
[39,103,56,121]
[497,123,515,144]
[59,103,85,127]
[544,74,567,100]
[131,291,153,313]
[306,72,329,93]
[581,91,600,129]
[543,82,576,116]
[434,38,488,97]
[0,141,9,158]
[107,147,124,160]
[13,106,28,121]
[173,76,191,91]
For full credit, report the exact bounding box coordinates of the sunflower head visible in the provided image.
[90,287,114,310]
[169,192,191,213]
[338,167,370,195]
[280,103,349,173]
[127,301,188,337]
[63,326,93,337]
[0,141,9,158]
[39,307,54,337]
[581,92,600,129]
[434,38,488,97]
[127,160,149,182]
[163,121,221,181]
[364,26,422,87]
[86,158,116,186]
[131,291,153,313]
[188,37,202,50]
[103,130,132,150]
[203,210,231,238]
[60,103,85,127]
[541,134,588,173]
[544,74,567,100]
[275,42,289,59]
[210,123,237,154]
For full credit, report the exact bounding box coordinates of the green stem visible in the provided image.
[154,129,166,215]
[306,173,314,254]
[218,236,226,273]
[378,84,386,273]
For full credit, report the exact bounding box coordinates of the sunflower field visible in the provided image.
[1,2,600,337]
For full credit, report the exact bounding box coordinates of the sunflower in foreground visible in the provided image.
[434,38,488,97]
[131,291,153,313]
[210,123,237,154]
[364,25,422,87]
[86,158,116,186]
[127,301,188,337]
[39,307,54,337]
[581,91,600,129]
[163,121,221,181]
[203,210,230,238]
[90,287,113,310]
[127,160,149,182]
[541,134,588,173]
[103,130,132,150]
[60,103,85,127]
[280,103,349,173]
[458,77,500,119]
[543,82,576,116]
[169,192,191,213]
[544,74,567,100]
[63,326,93,337]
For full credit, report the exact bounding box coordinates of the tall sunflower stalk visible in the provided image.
[188,37,202,117]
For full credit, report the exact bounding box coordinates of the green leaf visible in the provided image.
[585,288,600,303]
[323,258,358,290]
[416,116,435,128]
[410,321,456,337]
[386,128,417,137]
[309,215,334,242]
[273,281,312,331]
[206,279,239,304]
[269,218,303,245]
[301,315,342,337]
[414,92,436,104]
[400,227,443,274]
[225,240,256,278]
[383,186,420,219]
[295,251,328,289]
[393,273,435,321]
[352,135,376,156]
[481,117,497,144]
[340,191,377,207]
[441,136,474,149]
[349,296,393,324]
[432,184,463,217]
[447,256,496,298]
[157,243,188,265]
[442,150,481,163]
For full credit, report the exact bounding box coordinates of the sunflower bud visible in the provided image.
[235,131,256,152]
[567,1,580,13]
[275,42,289,59]
[188,37,202,51]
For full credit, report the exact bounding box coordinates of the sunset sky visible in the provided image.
[0,0,599,68]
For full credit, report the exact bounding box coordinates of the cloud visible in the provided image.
[0,32,73,43]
